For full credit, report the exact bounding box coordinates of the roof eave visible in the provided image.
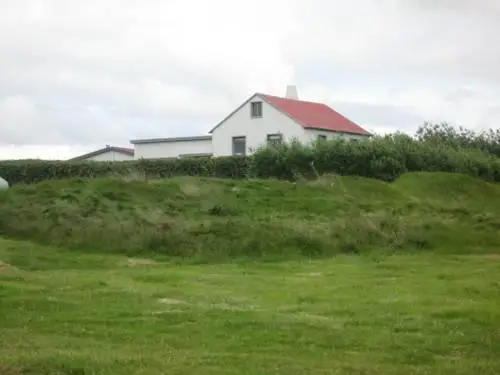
[68,147,134,161]
[130,136,212,144]
[304,126,371,137]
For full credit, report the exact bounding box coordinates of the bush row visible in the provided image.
[0,157,252,185]
[252,134,500,182]
[416,122,500,158]
[2,129,500,185]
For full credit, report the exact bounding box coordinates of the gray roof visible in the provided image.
[130,135,212,145]
[68,146,134,161]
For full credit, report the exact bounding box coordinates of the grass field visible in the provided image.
[1,238,499,375]
[1,172,500,374]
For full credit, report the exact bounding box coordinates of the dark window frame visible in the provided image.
[267,133,283,148]
[317,134,327,141]
[250,101,263,118]
[232,136,247,156]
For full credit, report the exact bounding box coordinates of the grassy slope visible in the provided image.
[1,172,500,374]
[1,172,500,261]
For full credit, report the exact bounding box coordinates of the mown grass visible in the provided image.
[1,172,500,261]
[1,238,500,375]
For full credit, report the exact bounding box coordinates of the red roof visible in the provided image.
[114,147,134,155]
[261,94,369,136]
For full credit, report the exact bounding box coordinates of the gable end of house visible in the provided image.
[69,146,134,162]
[209,93,262,134]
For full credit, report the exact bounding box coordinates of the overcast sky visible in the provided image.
[1,0,500,160]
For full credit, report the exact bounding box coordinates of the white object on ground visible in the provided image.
[0,177,9,189]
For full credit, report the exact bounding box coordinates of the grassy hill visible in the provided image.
[1,172,500,261]
[1,172,500,374]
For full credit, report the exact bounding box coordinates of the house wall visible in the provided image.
[304,129,367,143]
[211,94,306,156]
[134,139,213,159]
[85,151,134,161]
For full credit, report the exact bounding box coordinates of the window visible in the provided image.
[267,133,282,148]
[317,134,327,141]
[251,101,263,118]
[232,136,246,156]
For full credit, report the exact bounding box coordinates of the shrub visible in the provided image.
[3,124,500,185]
[416,122,500,157]
[0,159,134,185]
[248,132,500,183]
[0,157,251,186]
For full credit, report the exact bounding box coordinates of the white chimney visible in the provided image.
[285,85,298,100]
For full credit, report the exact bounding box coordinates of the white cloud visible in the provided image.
[0,95,68,145]
[0,0,499,159]
[0,144,93,160]
[289,0,500,81]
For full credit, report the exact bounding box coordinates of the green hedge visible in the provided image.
[251,134,500,182]
[2,133,500,185]
[416,122,500,158]
[0,157,252,186]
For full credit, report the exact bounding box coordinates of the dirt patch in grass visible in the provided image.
[467,254,500,260]
[0,364,74,375]
[125,258,157,266]
[297,272,324,277]
[0,260,17,272]
[180,183,202,196]
[0,363,87,375]
[0,365,22,375]
[158,297,186,305]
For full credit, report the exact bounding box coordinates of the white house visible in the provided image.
[130,86,370,159]
[69,145,135,162]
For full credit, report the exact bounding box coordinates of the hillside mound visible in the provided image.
[0,173,499,261]
[394,172,500,207]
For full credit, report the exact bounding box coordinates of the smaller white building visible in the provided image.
[130,86,371,159]
[69,145,135,162]
[131,136,212,159]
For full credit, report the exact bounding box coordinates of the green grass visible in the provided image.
[1,172,500,374]
[1,172,500,261]
[1,238,499,374]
